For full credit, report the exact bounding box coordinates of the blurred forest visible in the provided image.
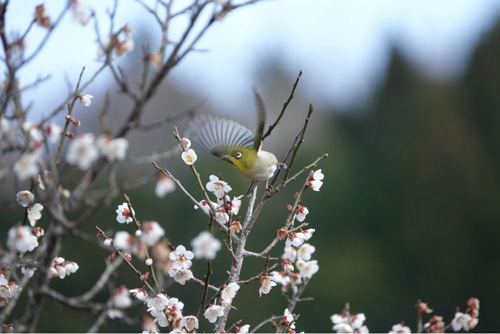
[2,7,500,334]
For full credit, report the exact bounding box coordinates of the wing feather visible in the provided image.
[188,115,254,158]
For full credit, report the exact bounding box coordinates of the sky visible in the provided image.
[4,0,500,115]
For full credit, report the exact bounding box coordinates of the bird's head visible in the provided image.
[223,147,258,175]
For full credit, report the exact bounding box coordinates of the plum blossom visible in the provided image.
[45,122,63,144]
[72,0,91,24]
[113,231,133,250]
[78,94,93,107]
[147,293,169,312]
[331,310,367,333]
[296,259,319,279]
[297,243,316,261]
[21,266,36,278]
[155,174,176,197]
[169,245,194,269]
[282,246,297,262]
[0,275,18,299]
[204,304,224,323]
[16,190,34,207]
[129,288,148,301]
[389,324,411,333]
[179,315,199,331]
[27,203,44,226]
[49,257,79,279]
[206,175,231,197]
[451,312,473,332]
[237,324,251,333]
[66,133,99,170]
[13,152,40,181]
[191,231,222,260]
[168,265,193,285]
[308,169,324,191]
[116,202,134,224]
[220,282,240,307]
[259,275,277,296]
[112,285,132,309]
[282,308,296,330]
[98,135,128,162]
[7,226,39,252]
[181,149,197,165]
[215,207,229,225]
[294,205,309,222]
[140,221,165,247]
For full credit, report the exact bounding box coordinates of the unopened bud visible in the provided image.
[33,227,44,238]
[108,251,118,261]
[65,132,74,138]
[145,258,153,266]
[124,253,132,261]
[277,228,288,240]
[104,238,113,246]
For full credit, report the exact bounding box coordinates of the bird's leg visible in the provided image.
[246,180,260,197]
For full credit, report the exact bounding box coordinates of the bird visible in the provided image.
[188,90,278,196]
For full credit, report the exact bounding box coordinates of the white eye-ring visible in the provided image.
[234,152,242,159]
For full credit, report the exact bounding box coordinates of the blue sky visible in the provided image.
[5,0,500,115]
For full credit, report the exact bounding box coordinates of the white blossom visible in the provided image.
[72,0,90,24]
[451,312,473,332]
[140,221,165,247]
[116,202,134,224]
[45,122,63,144]
[308,169,324,191]
[16,190,34,207]
[113,231,133,250]
[7,226,39,252]
[155,175,176,197]
[66,133,99,170]
[27,203,43,226]
[296,259,319,279]
[169,245,194,269]
[168,266,193,285]
[98,136,128,162]
[389,324,411,333]
[21,266,36,278]
[259,275,277,296]
[78,94,93,107]
[179,315,199,331]
[191,231,221,260]
[129,288,148,301]
[112,285,132,308]
[146,293,169,312]
[297,243,316,261]
[206,175,231,197]
[181,149,197,165]
[204,304,224,323]
[221,282,240,306]
[13,152,40,181]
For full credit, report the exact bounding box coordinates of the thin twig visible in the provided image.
[262,70,302,140]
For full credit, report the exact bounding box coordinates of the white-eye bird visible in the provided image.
[189,91,278,195]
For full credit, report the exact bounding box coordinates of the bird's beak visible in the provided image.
[221,154,232,161]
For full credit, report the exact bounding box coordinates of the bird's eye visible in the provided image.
[234,152,242,159]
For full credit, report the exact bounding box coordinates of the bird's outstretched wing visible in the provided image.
[188,115,254,158]
[252,88,266,152]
